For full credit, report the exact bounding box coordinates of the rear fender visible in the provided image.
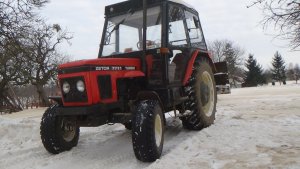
[183,50,216,86]
[48,96,63,106]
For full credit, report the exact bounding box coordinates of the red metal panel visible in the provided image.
[58,58,145,106]
[59,58,142,70]
[182,50,215,86]
[183,50,199,86]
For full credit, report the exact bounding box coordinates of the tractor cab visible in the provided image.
[99,0,210,86]
[100,0,206,55]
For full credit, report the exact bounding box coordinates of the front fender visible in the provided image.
[135,91,165,112]
[48,96,63,106]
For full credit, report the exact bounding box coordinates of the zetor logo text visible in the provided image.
[95,66,136,71]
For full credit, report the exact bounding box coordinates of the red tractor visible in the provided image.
[41,0,227,162]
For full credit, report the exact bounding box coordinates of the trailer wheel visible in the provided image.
[132,100,164,162]
[181,57,217,130]
[40,105,80,154]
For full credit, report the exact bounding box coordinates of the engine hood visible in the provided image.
[59,58,141,69]
[58,58,142,74]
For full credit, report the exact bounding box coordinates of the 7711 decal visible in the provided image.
[95,66,136,71]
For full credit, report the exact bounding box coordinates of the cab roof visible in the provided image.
[168,0,193,9]
[105,0,196,17]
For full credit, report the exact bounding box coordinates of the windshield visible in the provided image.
[101,6,162,57]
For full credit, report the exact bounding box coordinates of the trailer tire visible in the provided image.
[132,100,164,162]
[181,57,217,130]
[40,105,79,154]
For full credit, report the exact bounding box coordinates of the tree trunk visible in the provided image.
[36,84,50,107]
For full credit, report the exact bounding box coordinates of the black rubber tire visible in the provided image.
[123,122,132,130]
[181,57,217,130]
[40,105,80,154]
[132,100,164,162]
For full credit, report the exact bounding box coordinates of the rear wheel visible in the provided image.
[181,57,217,130]
[40,105,80,154]
[132,100,164,162]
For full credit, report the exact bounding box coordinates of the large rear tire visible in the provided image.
[40,105,80,154]
[132,100,164,162]
[181,57,217,130]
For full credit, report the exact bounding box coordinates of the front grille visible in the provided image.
[98,75,112,99]
[60,77,88,103]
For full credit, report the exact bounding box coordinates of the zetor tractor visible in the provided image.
[40,0,227,162]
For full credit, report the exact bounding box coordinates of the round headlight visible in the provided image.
[62,82,70,93]
[76,80,85,92]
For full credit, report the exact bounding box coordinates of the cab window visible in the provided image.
[185,11,206,49]
[168,5,188,47]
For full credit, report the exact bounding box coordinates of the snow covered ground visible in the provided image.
[1,83,300,169]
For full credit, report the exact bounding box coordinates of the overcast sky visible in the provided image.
[41,0,300,69]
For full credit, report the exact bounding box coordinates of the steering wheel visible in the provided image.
[137,40,156,50]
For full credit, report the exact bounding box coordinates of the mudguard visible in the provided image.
[183,50,216,86]
[49,96,63,105]
[136,91,165,112]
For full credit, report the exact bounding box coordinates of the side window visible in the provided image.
[168,5,188,47]
[185,11,205,49]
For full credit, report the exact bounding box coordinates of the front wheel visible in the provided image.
[40,105,80,154]
[132,100,164,162]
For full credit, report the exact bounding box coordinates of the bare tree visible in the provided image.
[287,63,295,80]
[1,0,48,88]
[0,0,67,110]
[0,0,48,111]
[249,0,300,50]
[208,40,227,62]
[23,22,72,106]
[209,39,245,87]
[0,0,48,45]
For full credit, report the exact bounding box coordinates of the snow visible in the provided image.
[1,84,300,169]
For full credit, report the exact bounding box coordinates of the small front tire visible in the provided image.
[40,105,80,154]
[132,100,164,162]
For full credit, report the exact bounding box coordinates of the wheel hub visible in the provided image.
[154,114,162,147]
[61,119,76,142]
[200,71,215,117]
[200,82,210,105]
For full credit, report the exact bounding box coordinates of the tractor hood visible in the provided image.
[58,58,143,74]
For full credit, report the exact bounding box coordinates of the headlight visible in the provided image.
[76,80,85,92]
[62,82,70,93]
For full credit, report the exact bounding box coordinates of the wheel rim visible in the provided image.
[154,114,162,147]
[61,119,76,142]
[200,71,215,117]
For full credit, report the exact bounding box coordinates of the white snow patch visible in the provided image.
[0,85,300,169]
